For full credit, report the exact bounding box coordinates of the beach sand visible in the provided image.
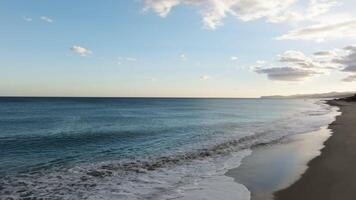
[226,127,332,200]
[275,100,356,200]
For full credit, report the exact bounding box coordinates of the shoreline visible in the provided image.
[274,99,356,200]
[225,99,341,200]
[226,127,333,200]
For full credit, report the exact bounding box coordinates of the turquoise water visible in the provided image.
[0,98,337,199]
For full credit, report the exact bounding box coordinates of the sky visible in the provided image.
[1,0,356,97]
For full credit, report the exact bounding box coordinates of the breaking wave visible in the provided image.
[0,100,339,200]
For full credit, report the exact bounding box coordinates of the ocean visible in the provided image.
[0,97,338,199]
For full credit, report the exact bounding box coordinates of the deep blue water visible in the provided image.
[0,97,336,199]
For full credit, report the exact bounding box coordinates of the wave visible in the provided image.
[0,101,339,200]
[0,133,261,199]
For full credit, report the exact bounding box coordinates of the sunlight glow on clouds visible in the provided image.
[144,0,339,29]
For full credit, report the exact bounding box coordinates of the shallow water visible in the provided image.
[0,97,338,199]
[226,126,334,200]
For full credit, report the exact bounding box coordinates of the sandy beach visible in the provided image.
[275,99,356,200]
[226,127,333,200]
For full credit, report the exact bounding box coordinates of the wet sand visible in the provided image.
[275,100,356,200]
[226,127,332,200]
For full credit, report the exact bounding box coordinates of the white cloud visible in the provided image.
[118,57,138,62]
[306,0,339,19]
[230,56,239,61]
[70,45,92,56]
[40,16,54,23]
[248,60,266,70]
[277,19,356,41]
[278,50,322,69]
[144,0,180,17]
[279,50,309,63]
[254,50,332,81]
[23,16,32,22]
[256,60,266,65]
[144,0,339,29]
[126,57,137,62]
[180,54,187,61]
[150,77,158,82]
[200,75,211,80]
[255,45,356,82]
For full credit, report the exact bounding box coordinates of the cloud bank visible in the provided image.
[255,67,320,81]
[334,45,356,72]
[331,45,356,81]
[254,50,330,81]
[255,45,356,82]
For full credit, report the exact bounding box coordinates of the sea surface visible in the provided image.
[0,97,338,199]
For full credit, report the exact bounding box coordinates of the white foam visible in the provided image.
[166,150,251,200]
[0,100,340,200]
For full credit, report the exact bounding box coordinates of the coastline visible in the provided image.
[274,99,356,200]
[226,127,333,200]
[226,99,342,200]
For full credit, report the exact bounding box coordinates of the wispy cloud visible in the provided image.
[40,16,54,23]
[118,57,138,62]
[23,16,32,22]
[144,0,339,29]
[277,19,356,41]
[70,45,92,56]
[150,77,158,82]
[180,54,187,61]
[200,75,211,80]
[125,57,137,62]
[230,56,239,61]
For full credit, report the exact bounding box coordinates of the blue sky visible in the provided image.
[1,0,356,97]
